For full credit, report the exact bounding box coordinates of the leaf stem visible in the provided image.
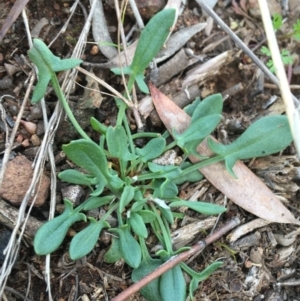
[50,75,91,141]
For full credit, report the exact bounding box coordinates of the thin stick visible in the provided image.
[76,66,133,107]
[112,217,240,301]
[257,0,300,157]
[195,1,300,107]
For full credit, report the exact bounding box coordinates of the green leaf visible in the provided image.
[148,162,182,180]
[69,218,110,260]
[129,212,148,238]
[132,239,164,301]
[90,117,107,134]
[34,199,86,255]
[110,225,142,268]
[106,125,137,161]
[169,199,226,215]
[174,114,221,148]
[135,73,149,93]
[191,94,223,122]
[261,46,271,56]
[281,49,294,65]
[136,137,166,162]
[208,115,293,177]
[130,9,175,77]
[173,162,203,185]
[62,139,109,183]
[110,66,131,76]
[119,185,135,212]
[58,169,93,186]
[272,13,283,30]
[159,266,186,301]
[137,210,156,223]
[82,195,115,211]
[152,198,174,224]
[293,19,300,40]
[184,97,201,116]
[182,261,223,299]
[111,9,176,93]
[104,236,123,263]
[28,38,82,103]
[152,179,178,199]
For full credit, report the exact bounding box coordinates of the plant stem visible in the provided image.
[136,155,224,182]
[50,75,91,141]
[131,132,161,139]
[150,203,173,254]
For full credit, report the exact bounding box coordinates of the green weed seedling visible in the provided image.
[29,8,293,301]
[260,13,300,73]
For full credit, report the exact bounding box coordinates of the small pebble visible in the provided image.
[30,134,40,146]
[90,45,99,55]
[21,139,30,147]
[16,134,23,143]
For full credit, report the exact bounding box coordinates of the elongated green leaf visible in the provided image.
[34,199,86,255]
[28,39,82,103]
[159,266,186,301]
[104,237,123,263]
[111,9,176,93]
[129,212,148,238]
[110,225,142,268]
[169,200,226,215]
[82,195,115,211]
[58,169,93,186]
[191,93,223,122]
[137,210,156,223]
[131,199,147,212]
[130,9,176,77]
[70,218,110,260]
[136,137,166,162]
[90,117,108,134]
[208,115,293,177]
[119,185,135,212]
[174,114,221,148]
[62,139,109,183]
[106,125,137,161]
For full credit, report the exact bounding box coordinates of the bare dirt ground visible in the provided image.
[1,0,300,300]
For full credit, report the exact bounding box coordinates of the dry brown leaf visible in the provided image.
[149,83,299,225]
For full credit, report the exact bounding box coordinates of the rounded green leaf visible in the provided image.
[104,237,123,263]
[110,225,141,268]
[129,212,148,238]
[62,139,109,182]
[132,258,164,301]
[159,266,186,301]
[191,93,223,122]
[34,199,86,255]
[70,218,109,260]
[136,137,166,162]
[58,169,93,186]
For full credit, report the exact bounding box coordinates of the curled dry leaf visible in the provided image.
[149,83,299,225]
